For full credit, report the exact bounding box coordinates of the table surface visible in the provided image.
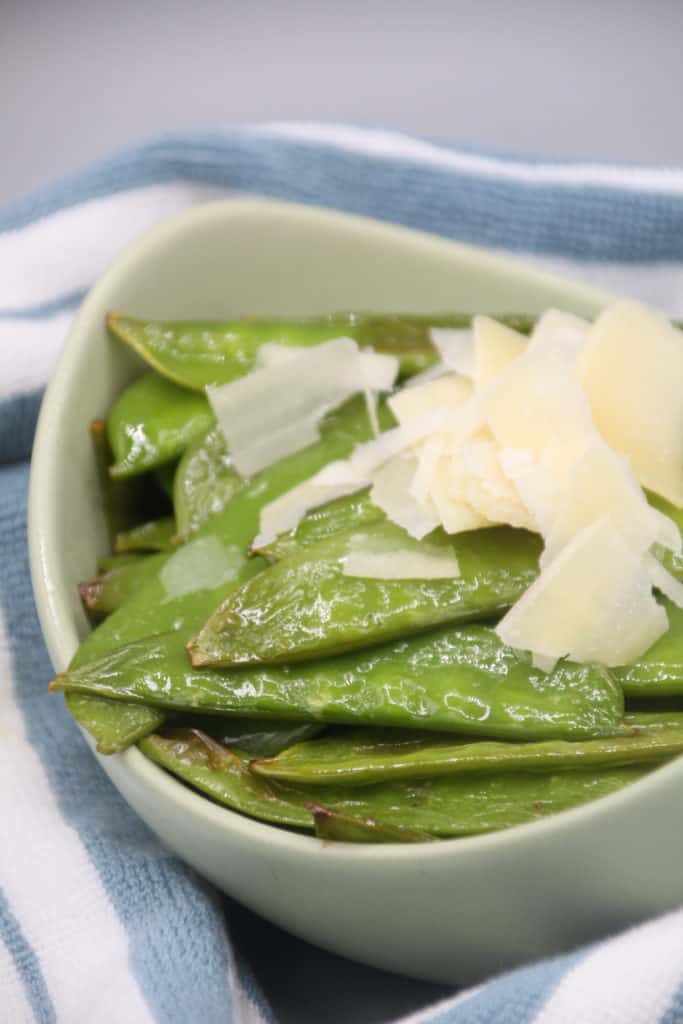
[3,2,681,1020]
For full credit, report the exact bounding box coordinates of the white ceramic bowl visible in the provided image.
[29,199,683,985]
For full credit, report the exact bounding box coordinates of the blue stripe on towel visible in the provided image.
[0,886,56,1024]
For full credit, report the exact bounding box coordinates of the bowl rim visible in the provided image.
[28,195,683,862]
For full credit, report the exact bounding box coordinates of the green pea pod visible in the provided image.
[614,600,683,696]
[70,694,164,754]
[96,553,146,573]
[648,492,683,579]
[181,718,325,758]
[308,804,434,843]
[107,372,214,478]
[173,427,243,541]
[107,312,538,391]
[63,398,385,750]
[139,730,652,838]
[115,516,177,553]
[89,418,165,544]
[252,490,383,562]
[53,624,623,741]
[252,714,683,786]
[189,522,542,667]
[79,553,168,617]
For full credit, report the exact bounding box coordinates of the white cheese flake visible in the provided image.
[473,315,527,387]
[370,453,439,539]
[342,531,460,580]
[429,327,476,378]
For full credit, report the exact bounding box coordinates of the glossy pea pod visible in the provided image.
[189,521,542,667]
[115,517,176,553]
[140,730,654,839]
[53,623,624,741]
[79,553,168,618]
[64,398,394,751]
[252,490,383,562]
[107,312,539,391]
[173,427,243,541]
[251,713,683,786]
[107,372,214,478]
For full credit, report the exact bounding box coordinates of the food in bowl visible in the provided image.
[50,302,683,842]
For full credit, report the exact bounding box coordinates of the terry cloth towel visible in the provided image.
[2,124,683,1024]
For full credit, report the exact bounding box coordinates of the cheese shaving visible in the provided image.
[342,531,460,580]
[430,328,476,378]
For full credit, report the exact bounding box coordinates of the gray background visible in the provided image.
[2,2,681,1021]
[3,0,683,205]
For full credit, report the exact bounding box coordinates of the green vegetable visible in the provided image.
[115,516,176,553]
[173,427,242,541]
[89,418,164,544]
[648,492,683,579]
[252,714,683,786]
[64,398,387,750]
[189,522,542,667]
[140,730,652,837]
[69,694,164,754]
[107,372,214,478]
[108,312,538,392]
[54,624,623,741]
[96,553,146,573]
[79,553,168,617]
[308,804,434,843]
[614,601,683,696]
[252,490,383,562]
[182,718,325,758]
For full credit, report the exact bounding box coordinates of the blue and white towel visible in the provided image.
[2,123,683,1024]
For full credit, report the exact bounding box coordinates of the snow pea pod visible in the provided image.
[173,427,243,541]
[54,624,623,741]
[70,694,164,754]
[96,553,145,573]
[252,490,383,562]
[183,718,324,758]
[63,398,384,749]
[79,553,168,617]
[614,600,683,696]
[107,372,214,478]
[115,516,176,553]
[139,730,652,838]
[108,312,538,391]
[252,714,683,786]
[189,522,542,667]
[308,804,434,843]
[89,418,165,544]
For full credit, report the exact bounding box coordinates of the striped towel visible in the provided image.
[2,123,683,1024]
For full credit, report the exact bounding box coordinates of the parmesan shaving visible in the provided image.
[370,453,439,539]
[342,531,460,580]
[208,337,398,475]
[430,327,476,378]
[496,518,668,667]
[646,555,683,609]
[473,315,527,387]
[580,300,683,506]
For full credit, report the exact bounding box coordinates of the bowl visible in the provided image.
[29,198,683,985]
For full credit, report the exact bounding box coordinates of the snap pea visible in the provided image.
[115,516,177,553]
[96,553,145,573]
[89,418,164,544]
[70,694,164,754]
[189,522,542,667]
[308,804,434,843]
[252,490,383,562]
[181,718,325,758]
[79,553,168,617]
[107,372,214,478]
[648,492,683,579]
[53,624,623,741]
[64,398,386,750]
[614,600,683,696]
[107,312,538,392]
[252,714,683,786]
[140,730,652,838]
[173,427,243,541]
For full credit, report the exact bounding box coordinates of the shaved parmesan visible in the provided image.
[579,300,683,506]
[496,518,668,667]
[208,337,398,475]
[389,373,473,425]
[343,531,460,580]
[541,438,669,568]
[410,434,446,505]
[430,328,476,378]
[253,476,367,550]
[460,441,536,530]
[527,309,589,357]
[473,316,527,387]
[370,453,439,539]
[483,334,594,454]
